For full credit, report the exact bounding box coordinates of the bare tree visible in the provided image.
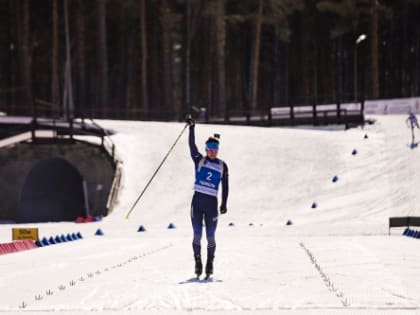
[161,0,173,116]
[139,0,149,115]
[97,0,108,116]
[369,0,379,98]
[22,0,33,113]
[76,0,87,115]
[214,0,226,118]
[185,0,201,114]
[249,0,263,111]
[51,0,60,114]
[9,0,19,111]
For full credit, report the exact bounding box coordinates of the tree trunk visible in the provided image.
[139,0,149,115]
[185,0,201,115]
[117,4,128,117]
[227,23,244,112]
[415,23,420,96]
[149,4,161,115]
[199,15,212,118]
[299,3,313,105]
[63,0,74,119]
[9,0,18,111]
[22,0,33,115]
[76,0,87,116]
[369,0,379,99]
[214,0,226,119]
[97,0,108,117]
[250,0,263,111]
[51,0,59,115]
[335,37,343,116]
[185,0,192,114]
[207,18,215,117]
[161,0,173,118]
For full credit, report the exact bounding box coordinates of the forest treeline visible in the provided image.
[0,0,419,121]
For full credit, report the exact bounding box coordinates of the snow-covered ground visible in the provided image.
[1,115,420,314]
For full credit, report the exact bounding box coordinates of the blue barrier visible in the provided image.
[401,228,420,240]
[95,228,104,236]
[29,231,84,251]
[41,237,50,246]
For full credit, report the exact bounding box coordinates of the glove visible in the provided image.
[186,116,195,127]
[220,204,227,214]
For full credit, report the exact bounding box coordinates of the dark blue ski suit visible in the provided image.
[189,126,229,258]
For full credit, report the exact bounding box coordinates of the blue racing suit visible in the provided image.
[407,113,420,128]
[189,126,229,258]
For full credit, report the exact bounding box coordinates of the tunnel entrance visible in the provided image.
[19,157,86,223]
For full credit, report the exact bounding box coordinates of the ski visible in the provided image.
[191,275,212,281]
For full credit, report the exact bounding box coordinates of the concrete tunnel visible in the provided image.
[19,157,87,223]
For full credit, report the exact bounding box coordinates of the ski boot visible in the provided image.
[205,255,214,279]
[194,254,203,278]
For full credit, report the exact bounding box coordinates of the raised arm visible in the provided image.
[188,124,202,163]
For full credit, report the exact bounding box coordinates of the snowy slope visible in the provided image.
[1,115,420,314]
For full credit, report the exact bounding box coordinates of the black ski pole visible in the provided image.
[125,122,189,219]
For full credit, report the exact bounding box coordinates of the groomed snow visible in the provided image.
[1,115,420,314]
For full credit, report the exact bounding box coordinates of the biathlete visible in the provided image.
[186,116,229,279]
[406,112,420,144]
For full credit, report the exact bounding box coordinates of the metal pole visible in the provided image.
[125,123,189,219]
[354,34,367,103]
[83,180,90,217]
[354,44,358,102]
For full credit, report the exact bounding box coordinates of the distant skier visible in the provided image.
[406,112,420,144]
[186,116,229,279]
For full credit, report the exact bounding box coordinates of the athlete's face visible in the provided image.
[206,148,218,160]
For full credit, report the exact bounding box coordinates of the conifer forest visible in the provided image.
[0,0,419,121]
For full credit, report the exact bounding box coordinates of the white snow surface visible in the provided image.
[1,115,420,314]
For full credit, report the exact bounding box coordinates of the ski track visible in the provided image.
[4,231,420,313]
[2,116,420,314]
